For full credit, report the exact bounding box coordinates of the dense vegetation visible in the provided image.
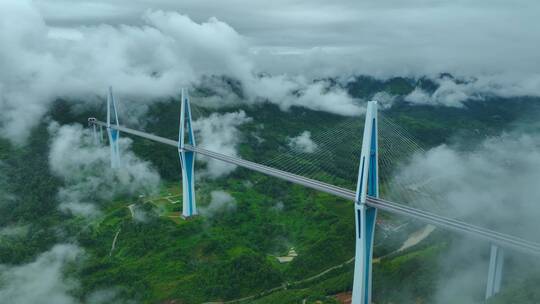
[1,75,540,303]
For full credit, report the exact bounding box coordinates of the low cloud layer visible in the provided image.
[392,131,540,242]
[0,1,361,145]
[383,130,540,302]
[0,224,29,239]
[35,0,540,82]
[404,77,499,107]
[432,238,488,303]
[0,244,131,304]
[0,244,82,304]
[48,123,160,217]
[200,190,236,217]
[0,244,81,304]
[288,131,318,153]
[3,1,538,143]
[192,111,252,178]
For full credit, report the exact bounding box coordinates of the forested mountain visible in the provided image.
[1,76,539,304]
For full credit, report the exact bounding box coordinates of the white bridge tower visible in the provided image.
[178,89,197,218]
[107,86,121,169]
[352,101,379,304]
[486,245,504,299]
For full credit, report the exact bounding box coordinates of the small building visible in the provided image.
[276,247,298,263]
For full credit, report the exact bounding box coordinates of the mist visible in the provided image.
[0,0,360,145]
[192,111,252,178]
[0,244,82,304]
[288,131,318,153]
[4,0,540,144]
[386,128,540,302]
[199,190,236,218]
[393,130,540,241]
[48,122,161,217]
[1,0,539,303]
[0,244,134,304]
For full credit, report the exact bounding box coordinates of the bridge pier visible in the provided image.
[178,89,197,218]
[92,123,98,144]
[485,244,504,300]
[107,86,121,169]
[352,101,379,304]
[99,125,104,143]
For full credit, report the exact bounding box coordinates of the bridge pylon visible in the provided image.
[178,88,197,218]
[107,86,121,169]
[352,101,379,304]
[485,244,504,299]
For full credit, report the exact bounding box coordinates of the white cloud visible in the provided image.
[192,111,252,178]
[0,224,29,239]
[271,201,284,212]
[0,244,132,304]
[245,77,363,115]
[404,88,432,105]
[0,244,81,304]
[200,190,236,217]
[384,130,540,301]
[48,122,161,218]
[372,91,397,109]
[0,1,537,142]
[431,238,488,304]
[391,131,540,241]
[405,77,485,107]
[0,1,360,144]
[288,131,318,153]
[130,204,150,223]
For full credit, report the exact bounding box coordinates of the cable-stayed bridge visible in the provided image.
[89,87,540,303]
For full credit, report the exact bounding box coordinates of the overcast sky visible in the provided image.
[1,0,539,143]
[33,0,540,77]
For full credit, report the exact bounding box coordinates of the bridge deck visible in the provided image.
[90,120,540,255]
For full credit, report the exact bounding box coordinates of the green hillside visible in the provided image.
[1,77,540,303]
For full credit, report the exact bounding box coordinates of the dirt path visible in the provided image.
[202,225,436,304]
[398,225,435,252]
[109,228,121,256]
[128,204,135,218]
[374,224,436,263]
[297,257,355,284]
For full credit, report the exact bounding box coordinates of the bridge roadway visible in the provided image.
[90,119,540,255]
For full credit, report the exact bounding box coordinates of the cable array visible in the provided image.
[258,117,363,189]
[378,114,447,214]
[89,118,540,255]
[245,112,445,215]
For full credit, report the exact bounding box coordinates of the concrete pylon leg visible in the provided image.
[109,130,120,168]
[107,86,121,169]
[178,88,197,218]
[353,204,377,303]
[92,124,98,144]
[353,101,378,304]
[99,125,104,143]
[486,244,504,300]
